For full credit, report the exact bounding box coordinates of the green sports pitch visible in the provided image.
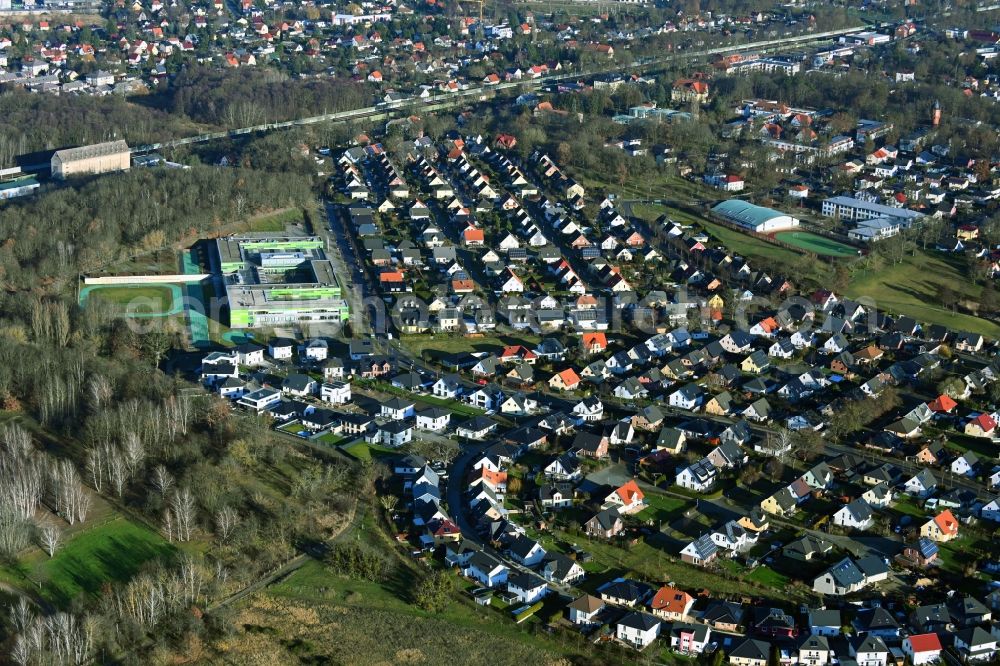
[774,231,859,257]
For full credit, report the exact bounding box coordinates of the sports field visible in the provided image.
[774,231,859,257]
[79,284,183,316]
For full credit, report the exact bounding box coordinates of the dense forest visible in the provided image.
[165,66,372,127]
[0,161,363,662]
[0,166,312,292]
[0,90,195,167]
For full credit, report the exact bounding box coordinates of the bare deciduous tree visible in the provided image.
[8,598,34,635]
[214,506,239,543]
[86,374,113,413]
[169,488,196,542]
[122,432,145,479]
[379,494,398,514]
[108,454,127,498]
[48,460,91,525]
[0,508,29,557]
[37,521,62,557]
[9,609,93,666]
[151,464,174,498]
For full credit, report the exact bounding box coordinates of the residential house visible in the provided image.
[762,487,798,517]
[862,483,894,509]
[711,520,758,553]
[808,609,842,637]
[549,368,582,391]
[282,374,317,397]
[670,622,711,655]
[953,627,996,662]
[508,535,546,567]
[463,551,508,588]
[730,638,770,666]
[604,480,646,514]
[656,427,687,454]
[506,571,548,604]
[586,508,623,539]
[902,633,943,666]
[850,634,890,666]
[965,413,996,438]
[702,600,746,632]
[669,384,703,411]
[539,483,575,509]
[416,406,451,432]
[784,535,833,561]
[573,396,604,422]
[588,574,647,605]
[798,635,832,666]
[676,459,718,492]
[541,552,585,585]
[679,534,718,566]
[813,557,868,596]
[574,431,610,459]
[568,594,605,626]
[616,612,661,650]
[381,397,415,421]
[650,586,694,621]
[833,499,874,530]
[920,510,959,542]
[951,451,980,477]
[320,381,352,405]
[738,508,770,534]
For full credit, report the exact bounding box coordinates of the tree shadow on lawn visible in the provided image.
[43,533,175,608]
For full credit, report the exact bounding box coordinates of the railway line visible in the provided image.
[131,25,866,155]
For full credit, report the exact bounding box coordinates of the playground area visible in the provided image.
[773,231,859,257]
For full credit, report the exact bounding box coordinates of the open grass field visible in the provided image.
[547,528,806,602]
[222,559,579,664]
[398,333,541,361]
[575,169,708,205]
[244,207,305,233]
[1,516,174,608]
[98,249,182,277]
[847,250,1000,339]
[774,231,859,257]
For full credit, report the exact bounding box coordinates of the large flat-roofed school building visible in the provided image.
[215,235,349,329]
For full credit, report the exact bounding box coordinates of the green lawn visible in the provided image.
[935,536,978,576]
[891,496,927,519]
[278,421,308,436]
[775,231,859,257]
[315,431,346,446]
[747,565,790,589]
[847,249,1000,339]
[1,516,174,608]
[398,333,541,361]
[341,440,395,461]
[635,494,687,524]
